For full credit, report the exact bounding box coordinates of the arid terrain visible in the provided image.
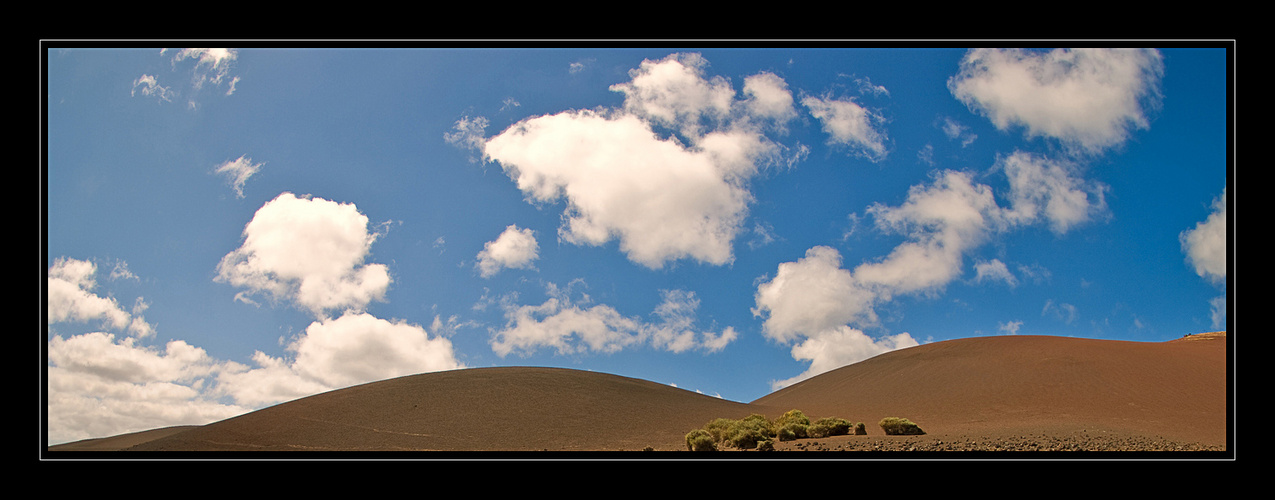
[45,331,1230,457]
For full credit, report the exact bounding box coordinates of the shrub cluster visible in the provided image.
[685,409,865,451]
[807,417,853,438]
[878,417,926,435]
[684,429,716,451]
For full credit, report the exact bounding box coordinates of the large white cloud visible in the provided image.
[752,246,877,343]
[754,153,1108,387]
[750,245,923,391]
[773,326,919,391]
[609,52,737,139]
[949,47,1164,154]
[216,312,464,406]
[210,193,465,404]
[998,151,1108,234]
[215,192,392,317]
[490,284,737,357]
[475,224,539,278]
[492,295,642,358]
[46,331,248,445]
[484,110,756,269]
[49,247,463,444]
[47,257,132,331]
[482,53,794,269]
[46,256,242,444]
[47,191,468,443]
[857,169,1002,295]
[753,170,1008,350]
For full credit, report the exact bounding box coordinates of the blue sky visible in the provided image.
[44,44,1231,445]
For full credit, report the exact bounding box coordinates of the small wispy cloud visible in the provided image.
[940,116,977,147]
[998,320,1022,335]
[132,48,242,107]
[444,115,490,162]
[130,74,175,103]
[213,155,265,198]
[973,259,1018,287]
[1042,299,1078,325]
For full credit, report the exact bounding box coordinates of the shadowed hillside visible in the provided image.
[110,366,759,452]
[47,332,1228,454]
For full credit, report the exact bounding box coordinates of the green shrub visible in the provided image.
[722,414,776,449]
[690,414,781,450]
[685,428,717,451]
[687,410,873,451]
[774,409,810,429]
[702,417,738,443]
[809,417,853,437]
[725,426,769,450]
[740,413,775,434]
[879,417,925,435]
[774,424,794,442]
[776,422,808,441]
[852,422,867,435]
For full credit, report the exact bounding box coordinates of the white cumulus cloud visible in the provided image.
[476,225,539,278]
[1180,189,1227,285]
[481,53,795,269]
[801,93,889,161]
[949,47,1164,155]
[1180,189,1228,329]
[46,331,248,445]
[742,71,800,130]
[772,326,918,391]
[754,154,1106,386]
[491,284,737,357]
[47,257,134,333]
[216,312,464,406]
[609,52,736,139]
[484,110,755,269]
[999,151,1108,234]
[215,192,392,317]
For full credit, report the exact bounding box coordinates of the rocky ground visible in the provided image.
[767,432,1226,453]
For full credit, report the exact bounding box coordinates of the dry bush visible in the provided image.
[879,417,925,435]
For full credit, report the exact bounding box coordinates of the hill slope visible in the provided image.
[753,332,1228,446]
[116,366,758,452]
[47,332,1228,453]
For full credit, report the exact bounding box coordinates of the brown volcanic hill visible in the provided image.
[752,332,1229,447]
[47,332,1229,454]
[46,426,200,452]
[112,366,758,453]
